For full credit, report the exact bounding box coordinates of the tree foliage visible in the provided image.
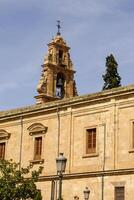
[102,54,121,90]
[0,159,43,200]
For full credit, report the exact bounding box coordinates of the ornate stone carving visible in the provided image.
[0,129,11,140]
[27,123,48,136]
[73,80,78,96]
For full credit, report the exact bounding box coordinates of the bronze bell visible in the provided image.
[57,78,63,86]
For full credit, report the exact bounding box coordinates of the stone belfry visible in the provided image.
[35,22,78,104]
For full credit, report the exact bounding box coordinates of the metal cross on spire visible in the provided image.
[57,20,61,35]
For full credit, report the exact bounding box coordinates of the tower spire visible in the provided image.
[57,20,61,35]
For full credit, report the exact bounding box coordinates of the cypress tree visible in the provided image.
[102,54,121,90]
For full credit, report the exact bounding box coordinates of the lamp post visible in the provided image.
[83,187,90,200]
[56,153,67,200]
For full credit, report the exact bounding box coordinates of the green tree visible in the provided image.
[0,159,43,200]
[102,54,121,90]
[34,191,42,200]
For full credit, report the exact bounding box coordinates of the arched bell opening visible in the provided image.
[59,50,63,64]
[56,73,65,99]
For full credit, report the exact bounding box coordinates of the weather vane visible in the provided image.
[57,20,61,35]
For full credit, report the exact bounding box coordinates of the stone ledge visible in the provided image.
[37,167,134,182]
[128,149,134,153]
[29,159,44,165]
[82,153,99,158]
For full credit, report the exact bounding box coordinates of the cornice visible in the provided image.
[38,167,134,182]
[0,84,134,121]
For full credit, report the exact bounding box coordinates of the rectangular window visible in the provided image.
[34,137,42,160]
[0,142,5,159]
[115,187,125,200]
[86,128,96,154]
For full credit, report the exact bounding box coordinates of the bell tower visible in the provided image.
[35,23,78,104]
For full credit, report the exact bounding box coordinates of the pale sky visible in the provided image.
[0,0,134,110]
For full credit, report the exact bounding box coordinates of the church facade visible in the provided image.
[0,31,134,200]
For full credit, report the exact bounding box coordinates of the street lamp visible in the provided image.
[83,187,90,200]
[56,153,67,200]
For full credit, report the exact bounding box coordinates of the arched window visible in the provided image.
[59,50,63,63]
[56,73,65,99]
